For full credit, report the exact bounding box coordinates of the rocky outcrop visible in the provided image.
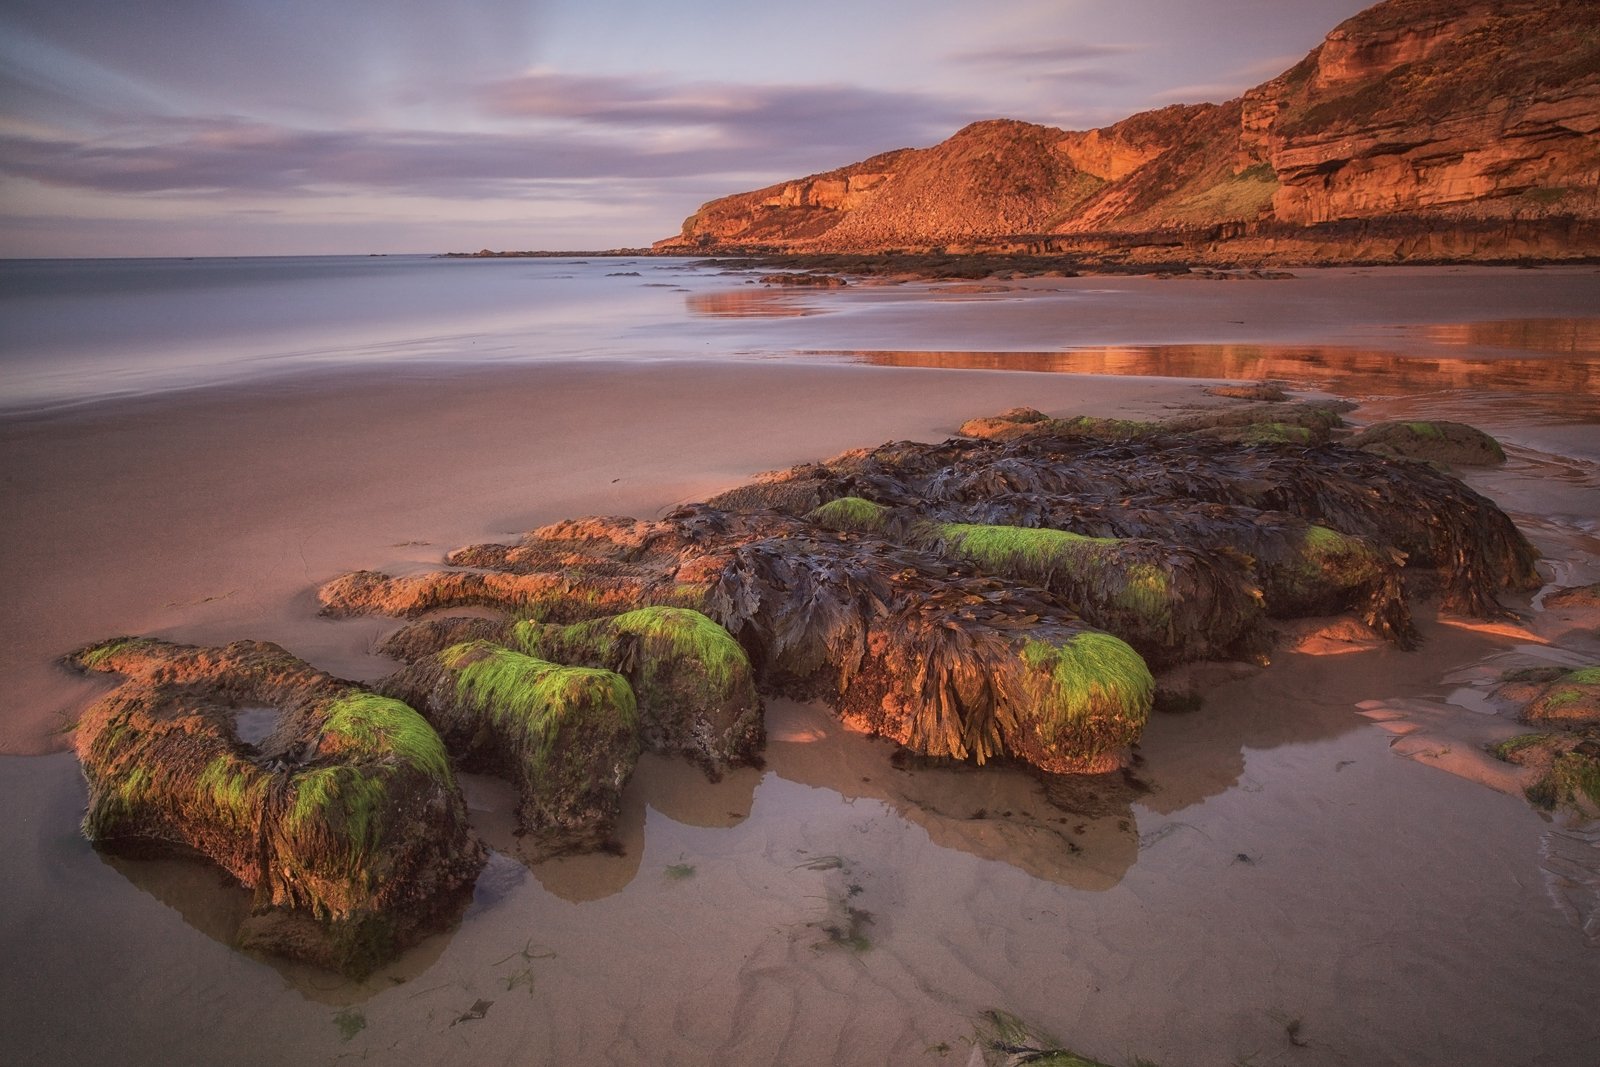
[655,0,1600,262]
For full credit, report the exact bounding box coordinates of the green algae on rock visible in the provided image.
[1522,665,1600,727]
[66,638,483,977]
[928,521,1264,666]
[1003,632,1154,774]
[383,640,641,854]
[1346,419,1508,466]
[512,607,763,772]
[805,495,890,533]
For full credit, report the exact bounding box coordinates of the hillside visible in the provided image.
[654,0,1600,263]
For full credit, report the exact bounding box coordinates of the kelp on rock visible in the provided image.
[67,398,1542,972]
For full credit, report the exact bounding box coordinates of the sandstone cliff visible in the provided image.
[656,0,1600,262]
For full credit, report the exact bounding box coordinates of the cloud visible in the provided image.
[947,40,1136,67]
[479,72,974,152]
[1147,53,1303,104]
[0,72,984,199]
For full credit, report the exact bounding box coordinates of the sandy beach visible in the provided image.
[2,263,1599,1066]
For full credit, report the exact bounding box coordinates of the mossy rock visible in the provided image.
[1346,420,1507,466]
[1263,524,1415,645]
[1545,583,1600,609]
[1523,666,1600,726]
[385,641,640,853]
[1003,632,1155,774]
[318,567,705,624]
[1165,401,1346,444]
[1204,382,1289,402]
[512,607,764,771]
[1525,747,1600,816]
[928,522,1264,666]
[806,496,890,533]
[67,638,483,977]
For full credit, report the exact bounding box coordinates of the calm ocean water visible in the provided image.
[0,255,738,412]
[6,255,1598,416]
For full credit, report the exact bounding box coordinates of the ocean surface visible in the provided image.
[6,254,1600,416]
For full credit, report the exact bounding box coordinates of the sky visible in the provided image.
[0,0,1376,258]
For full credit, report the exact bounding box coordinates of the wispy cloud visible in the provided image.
[1148,53,1303,104]
[479,72,974,151]
[0,72,981,199]
[948,40,1136,66]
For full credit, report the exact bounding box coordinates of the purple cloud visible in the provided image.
[0,74,984,198]
[948,40,1137,66]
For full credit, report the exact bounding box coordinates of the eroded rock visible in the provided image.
[67,638,484,977]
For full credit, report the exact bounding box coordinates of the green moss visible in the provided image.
[288,765,392,856]
[806,496,889,533]
[515,607,750,692]
[1526,752,1600,812]
[942,523,1117,567]
[1241,421,1312,445]
[1568,667,1600,685]
[197,756,269,822]
[442,641,636,759]
[939,524,1170,624]
[321,692,453,784]
[1052,415,1158,441]
[1018,632,1154,742]
[1489,733,1549,761]
[1304,524,1356,556]
[118,765,153,803]
[611,607,749,689]
[76,638,153,671]
[1404,421,1444,439]
[1500,666,1570,684]
[973,1010,1113,1067]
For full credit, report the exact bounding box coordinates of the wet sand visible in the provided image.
[3,268,1599,1065]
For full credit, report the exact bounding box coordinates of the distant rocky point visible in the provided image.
[653,0,1600,266]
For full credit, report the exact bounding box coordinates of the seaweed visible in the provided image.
[511,607,763,769]
[67,637,483,976]
[383,641,640,851]
[929,522,1264,665]
[806,495,890,533]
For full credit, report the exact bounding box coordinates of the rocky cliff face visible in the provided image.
[656,0,1599,262]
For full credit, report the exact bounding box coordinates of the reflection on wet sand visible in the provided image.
[1418,317,1600,356]
[98,852,458,1006]
[686,289,827,318]
[763,699,1140,891]
[810,328,1600,419]
[521,754,762,903]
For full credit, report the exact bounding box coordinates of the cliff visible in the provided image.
[655,0,1600,263]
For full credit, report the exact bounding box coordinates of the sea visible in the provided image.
[8,253,1599,418]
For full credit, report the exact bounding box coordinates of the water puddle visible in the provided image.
[802,329,1600,420]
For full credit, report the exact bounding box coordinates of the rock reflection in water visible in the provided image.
[516,754,761,903]
[764,699,1141,891]
[96,851,460,1006]
[685,290,827,318]
[810,329,1600,419]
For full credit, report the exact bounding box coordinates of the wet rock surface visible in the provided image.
[66,638,485,977]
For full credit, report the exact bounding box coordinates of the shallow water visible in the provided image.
[3,263,1600,1065]
[5,257,1599,413]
